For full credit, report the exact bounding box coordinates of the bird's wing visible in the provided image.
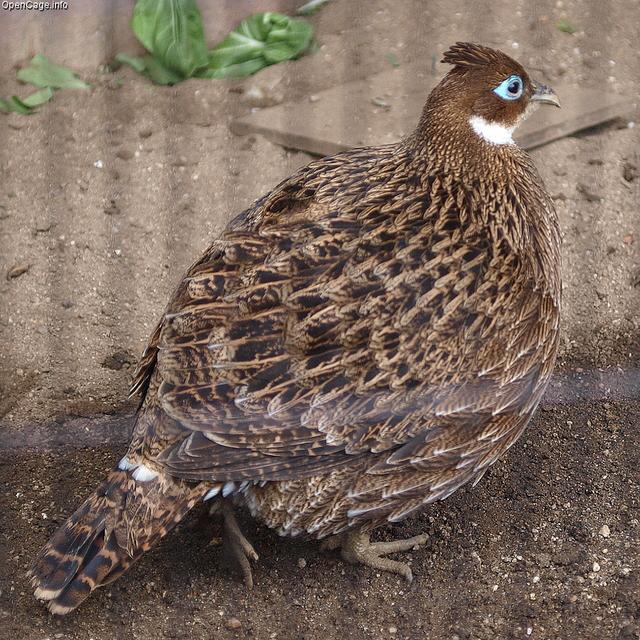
[129,147,558,483]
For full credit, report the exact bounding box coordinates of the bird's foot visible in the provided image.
[322,529,428,582]
[209,499,259,588]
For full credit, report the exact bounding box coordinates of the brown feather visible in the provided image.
[30,467,202,614]
[32,42,561,613]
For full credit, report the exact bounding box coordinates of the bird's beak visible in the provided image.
[531,81,560,108]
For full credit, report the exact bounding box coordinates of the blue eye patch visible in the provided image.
[493,75,524,101]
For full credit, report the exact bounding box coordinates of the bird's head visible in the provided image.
[426,42,559,147]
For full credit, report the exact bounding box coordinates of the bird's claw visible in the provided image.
[323,529,428,582]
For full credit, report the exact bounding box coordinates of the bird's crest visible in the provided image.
[441,42,512,70]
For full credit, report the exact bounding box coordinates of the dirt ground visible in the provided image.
[0,1,639,639]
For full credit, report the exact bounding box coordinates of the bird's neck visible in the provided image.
[402,109,561,299]
[410,98,519,170]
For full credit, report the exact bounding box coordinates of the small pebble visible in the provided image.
[623,162,637,182]
[297,557,307,569]
[116,147,135,161]
[7,263,30,279]
[104,200,120,216]
[242,85,283,108]
[592,562,601,572]
[94,160,103,168]
[599,525,610,538]
[102,350,134,371]
[225,617,242,630]
[371,96,391,109]
[172,156,191,167]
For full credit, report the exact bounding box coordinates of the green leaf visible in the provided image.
[198,57,266,80]
[17,54,89,89]
[207,12,314,78]
[296,0,331,16]
[131,0,209,78]
[0,96,32,114]
[114,52,183,85]
[114,52,148,73]
[143,55,184,85]
[0,89,54,115]
[385,52,400,68]
[21,87,55,107]
[556,19,577,34]
[9,96,34,115]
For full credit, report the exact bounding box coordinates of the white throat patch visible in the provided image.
[469,115,515,146]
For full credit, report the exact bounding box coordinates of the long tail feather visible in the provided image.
[30,466,200,615]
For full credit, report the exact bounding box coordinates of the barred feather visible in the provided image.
[32,42,561,614]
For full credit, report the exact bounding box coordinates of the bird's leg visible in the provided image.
[322,528,428,582]
[209,499,259,587]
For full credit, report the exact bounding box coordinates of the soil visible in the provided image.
[0,1,638,639]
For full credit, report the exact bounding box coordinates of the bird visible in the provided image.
[30,42,561,615]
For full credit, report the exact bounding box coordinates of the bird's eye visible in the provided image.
[493,75,524,101]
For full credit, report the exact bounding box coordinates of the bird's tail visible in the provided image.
[30,463,201,615]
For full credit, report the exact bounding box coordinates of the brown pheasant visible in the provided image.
[31,42,561,614]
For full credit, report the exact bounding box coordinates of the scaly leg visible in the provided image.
[321,528,428,582]
[209,499,259,587]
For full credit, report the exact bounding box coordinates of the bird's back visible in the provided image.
[125,136,560,536]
